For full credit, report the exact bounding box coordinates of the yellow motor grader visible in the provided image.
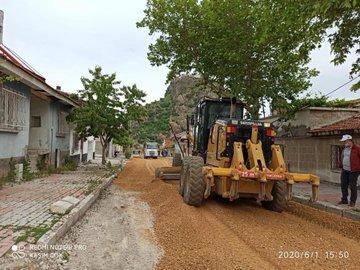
[156,98,320,212]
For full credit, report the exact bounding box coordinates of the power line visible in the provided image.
[270,75,360,124]
[323,74,360,97]
[3,44,44,78]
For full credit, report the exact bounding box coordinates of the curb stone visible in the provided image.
[318,179,360,191]
[292,194,360,221]
[37,173,116,246]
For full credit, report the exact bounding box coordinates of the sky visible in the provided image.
[0,0,359,104]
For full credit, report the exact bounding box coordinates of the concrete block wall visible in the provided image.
[276,135,360,184]
[271,108,360,131]
[308,109,359,129]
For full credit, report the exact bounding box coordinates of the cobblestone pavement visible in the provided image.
[0,170,108,258]
[293,181,359,208]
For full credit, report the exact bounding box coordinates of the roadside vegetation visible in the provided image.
[138,0,359,119]
[14,216,61,244]
[280,96,360,121]
[0,155,78,189]
[68,66,147,164]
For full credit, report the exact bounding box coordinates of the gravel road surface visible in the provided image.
[116,157,360,270]
[3,157,358,270]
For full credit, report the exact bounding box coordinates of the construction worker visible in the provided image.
[338,134,360,207]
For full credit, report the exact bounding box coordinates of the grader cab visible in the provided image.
[157,98,320,212]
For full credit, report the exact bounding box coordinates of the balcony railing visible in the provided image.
[0,86,27,132]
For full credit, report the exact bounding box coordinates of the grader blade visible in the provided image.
[285,172,320,202]
[155,166,181,180]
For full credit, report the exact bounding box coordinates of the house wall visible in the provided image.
[94,138,119,158]
[69,127,80,163]
[51,101,70,151]
[0,81,31,177]
[83,136,95,161]
[86,137,95,161]
[95,138,102,156]
[68,127,95,164]
[276,135,360,184]
[265,108,360,137]
[295,109,359,130]
[28,97,74,169]
[29,95,51,151]
[50,101,71,166]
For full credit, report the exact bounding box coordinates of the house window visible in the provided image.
[30,116,41,127]
[331,145,344,171]
[0,86,27,131]
[57,111,68,136]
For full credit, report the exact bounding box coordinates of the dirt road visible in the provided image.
[116,157,360,270]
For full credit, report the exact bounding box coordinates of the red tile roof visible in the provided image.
[0,44,80,107]
[0,44,45,82]
[309,113,360,134]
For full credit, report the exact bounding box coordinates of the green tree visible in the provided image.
[310,0,360,91]
[134,92,174,143]
[0,74,19,83]
[277,94,354,121]
[69,66,146,164]
[138,0,320,118]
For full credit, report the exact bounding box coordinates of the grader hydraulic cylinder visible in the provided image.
[202,124,320,202]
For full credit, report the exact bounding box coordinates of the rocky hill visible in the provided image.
[135,75,218,143]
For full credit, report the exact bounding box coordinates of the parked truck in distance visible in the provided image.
[144,142,159,159]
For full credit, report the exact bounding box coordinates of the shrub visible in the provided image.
[22,157,33,181]
[46,165,57,174]
[0,176,5,189]
[62,156,77,171]
[106,160,112,170]
[7,157,16,182]
[36,156,47,171]
[124,149,132,159]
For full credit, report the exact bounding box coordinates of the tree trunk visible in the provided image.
[101,143,107,165]
[100,135,108,165]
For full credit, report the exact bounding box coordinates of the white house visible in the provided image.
[0,11,95,176]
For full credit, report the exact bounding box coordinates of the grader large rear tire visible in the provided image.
[261,181,287,213]
[183,156,205,206]
[179,157,190,196]
[172,153,182,167]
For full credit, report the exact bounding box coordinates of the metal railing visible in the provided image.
[0,86,27,130]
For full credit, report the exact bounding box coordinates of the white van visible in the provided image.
[144,142,159,159]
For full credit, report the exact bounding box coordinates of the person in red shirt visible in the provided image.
[338,134,360,207]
